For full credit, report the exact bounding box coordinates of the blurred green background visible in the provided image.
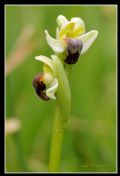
[5,5,117,172]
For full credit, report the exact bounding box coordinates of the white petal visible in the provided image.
[46,78,58,99]
[45,30,65,53]
[78,30,98,54]
[35,55,54,72]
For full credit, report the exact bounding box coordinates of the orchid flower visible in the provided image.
[45,15,98,64]
[33,55,58,100]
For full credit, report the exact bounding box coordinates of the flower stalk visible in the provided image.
[48,106,64,172]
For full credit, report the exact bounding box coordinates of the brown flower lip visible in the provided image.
[64,38,83,64]
[32,73,49,101]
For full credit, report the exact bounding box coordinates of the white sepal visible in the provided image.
[56,27,60,39]
[45,30,65,53]
[57,15,68,29]
[78,30,98,54]
[35,55,54,72]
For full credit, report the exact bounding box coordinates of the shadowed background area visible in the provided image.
[6,5,116,172]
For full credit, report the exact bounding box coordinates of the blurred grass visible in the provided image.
[5,5,117,172]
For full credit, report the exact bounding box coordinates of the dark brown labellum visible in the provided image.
[65,38,83,64]
[32,73,49,101]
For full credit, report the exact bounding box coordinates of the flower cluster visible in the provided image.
[33,15,98,100]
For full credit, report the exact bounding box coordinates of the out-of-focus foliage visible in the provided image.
[6,5,117,172]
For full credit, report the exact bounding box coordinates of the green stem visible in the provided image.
[48,106,64,172]
[48,55,71,172]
